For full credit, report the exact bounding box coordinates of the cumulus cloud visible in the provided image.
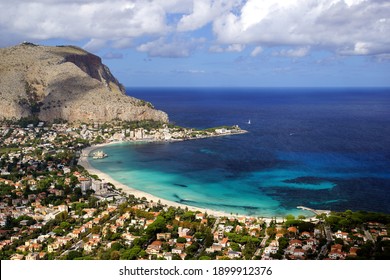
[177,0,240,31]
[137,37,205,58]
[0,0,389,57]
[212,0,390,56]
[0,0,169,42]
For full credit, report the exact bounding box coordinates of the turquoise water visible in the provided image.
[89,142,311,217]
[88,88,390,217]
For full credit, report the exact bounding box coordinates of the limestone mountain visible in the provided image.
[0,42,168,123]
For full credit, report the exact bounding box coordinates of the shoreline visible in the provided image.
[78,141,317,223]
[79,142,247,220]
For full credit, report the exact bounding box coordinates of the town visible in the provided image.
[0,119,389,260]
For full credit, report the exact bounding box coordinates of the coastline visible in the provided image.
[78,142,256,220]
[78,141,317,223]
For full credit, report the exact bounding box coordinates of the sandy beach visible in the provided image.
[78,142,261,220]
[78,142,317,222]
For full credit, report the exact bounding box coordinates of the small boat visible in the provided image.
[92,150,107,159]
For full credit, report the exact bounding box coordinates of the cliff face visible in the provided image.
[0,43,168,123]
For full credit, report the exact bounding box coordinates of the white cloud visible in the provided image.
[274,46,311,58]
[177,0,240,32]
[83,39,107,52]
[0,0,169,43]
[212,0,390,55]
[0,0,389,57]
[250,46,263,57]
[226,44,245,52]
[208,43,245,53]
[137,37,205,58]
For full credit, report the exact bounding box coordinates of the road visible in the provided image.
[363,227,375,243]
[317,224,333,259]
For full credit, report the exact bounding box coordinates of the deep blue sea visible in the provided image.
[89,87,390,217]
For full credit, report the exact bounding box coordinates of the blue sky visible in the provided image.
[1,0,389,87]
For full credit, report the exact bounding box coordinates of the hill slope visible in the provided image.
[0,43,168,123]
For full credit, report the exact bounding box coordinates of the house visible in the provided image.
[306,239,318,246]
[249,228,260,237]
[300,231,311,238]
[39,252,47,259]
[206,243,223,253]
[175,243,185,251]
[235,225,243,233]
[220,237,230,248]
[47,242,61,253]
[164,252,172,260]
[302,244,316,252]
[293,248,305,258]
[287,226,298,235]
[10,254,24,260]
[228,250,242,259]
[195,213,204,220]
[264,246,278,255]
[334,230,349,240]
[172,248,183,254]
[16,245,28,252]
[348,247,359,257]
[211,243,223,252]
[275,233,284,240]
[289,239,302,247]
[157,232,171,240]
[26,252,39,260]
[329,250,346,260]
[328,244,346,260]
[69,228,81,239]
[178,227,190,237]
[146,241,162,255]
[145,219,155,228]
[84,240,99,253]
[29,243,42,252]
[331,244,343,252]
[214,228,224,240]
[121,233,139,245]
[184,235,193,242]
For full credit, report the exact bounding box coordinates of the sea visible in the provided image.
[88,87,390,218]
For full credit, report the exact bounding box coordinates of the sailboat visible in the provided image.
[247,119,251,125]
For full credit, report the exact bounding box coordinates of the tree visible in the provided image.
[266,227,276,237]
[230,242,241,252]
[285,214,295,221]
[145,216,167,237]
[121,246,141,260]
[67,250,82,260]
[176,237,187,244]
[277,237,289,253]
[110,250,120,260]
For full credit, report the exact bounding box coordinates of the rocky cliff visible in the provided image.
[0,43,168,123]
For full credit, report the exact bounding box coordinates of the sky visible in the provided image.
[0,0,389,87]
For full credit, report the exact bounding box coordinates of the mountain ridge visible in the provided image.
[0,42,168,123]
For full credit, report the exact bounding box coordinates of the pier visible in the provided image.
[297,206,331,216]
